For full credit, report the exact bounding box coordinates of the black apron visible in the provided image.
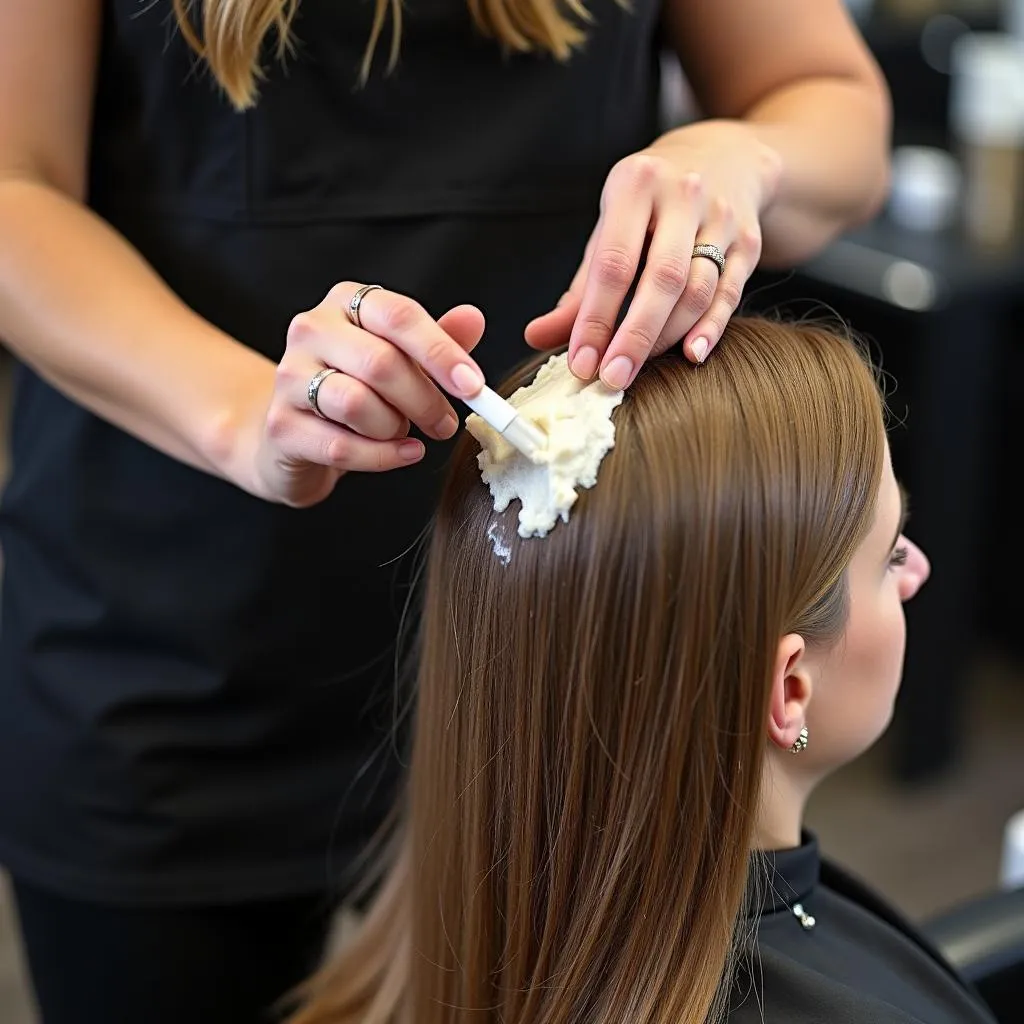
[0,0,661,903]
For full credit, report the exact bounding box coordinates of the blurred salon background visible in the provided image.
[3,0,1024,1019]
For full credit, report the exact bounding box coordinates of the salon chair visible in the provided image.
[923,886,1024,1024]
[918,811,1024,1022]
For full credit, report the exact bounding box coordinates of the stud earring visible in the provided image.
[790,726,809,754]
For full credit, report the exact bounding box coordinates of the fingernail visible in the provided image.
[451,363,485,397]
[399,440,425,461]
[434,413,458,439]
[571,346,600,380]
[601,355,634,391]
[691,337,709,364]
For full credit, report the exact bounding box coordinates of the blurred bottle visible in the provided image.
[888,145,962,230]
[950,32,1024,249]
[1001,807,1024,889]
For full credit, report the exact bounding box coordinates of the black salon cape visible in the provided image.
[728,836,997,1024]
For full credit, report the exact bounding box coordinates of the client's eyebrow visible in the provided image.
[890,483,910,553]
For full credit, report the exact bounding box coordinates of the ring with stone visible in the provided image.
[691,243,726,276]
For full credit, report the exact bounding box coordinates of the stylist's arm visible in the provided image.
[525,0,891,384]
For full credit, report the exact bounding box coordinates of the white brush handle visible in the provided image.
[463,385,546,459]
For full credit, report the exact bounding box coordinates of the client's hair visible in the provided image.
[291,317,886,1024]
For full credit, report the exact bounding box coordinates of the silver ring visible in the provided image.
[346,283,383,330]
[692,243,726,276]
[307,367,340,420]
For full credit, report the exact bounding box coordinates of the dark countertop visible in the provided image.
[796,219,1024,311]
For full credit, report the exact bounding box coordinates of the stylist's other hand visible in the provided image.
[525,121,782,387]
[254,283,486,507]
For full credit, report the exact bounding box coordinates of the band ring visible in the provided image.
[307,367,340,420]
[346,283,383,330]
[692,243,726,276]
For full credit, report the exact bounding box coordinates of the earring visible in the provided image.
[790,726,809,754]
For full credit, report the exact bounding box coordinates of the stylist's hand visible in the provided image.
[525,120,782,387]
[254,283,486,507]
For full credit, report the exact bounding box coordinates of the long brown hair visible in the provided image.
[171,0,595,109]
[291,317,886,1024]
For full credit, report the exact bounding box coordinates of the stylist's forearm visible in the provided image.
[743,75,892,267]
[0,176,275,489]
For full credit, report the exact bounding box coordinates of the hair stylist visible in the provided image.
[0,1,889,1021]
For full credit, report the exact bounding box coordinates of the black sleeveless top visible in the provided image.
[0,0,661,902]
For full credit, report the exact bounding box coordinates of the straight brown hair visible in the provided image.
[290,317,886,1024]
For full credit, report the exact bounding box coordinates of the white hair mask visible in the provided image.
[465,353,624,541]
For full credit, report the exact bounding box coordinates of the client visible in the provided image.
[291,317,992,1024]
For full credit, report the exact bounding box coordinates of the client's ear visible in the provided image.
[766,634,813,753]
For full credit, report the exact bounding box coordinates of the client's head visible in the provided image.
[292,317,930,1024]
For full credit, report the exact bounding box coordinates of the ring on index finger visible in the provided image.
[346,284,383,330]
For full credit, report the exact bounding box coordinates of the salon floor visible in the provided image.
[0,357,1022,1023]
